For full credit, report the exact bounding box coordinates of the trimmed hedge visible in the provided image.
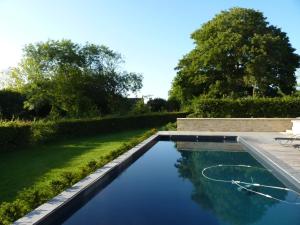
[0,121,31,148]
[0,90,26,120]
[0,112,187,151]
[0,129,157,225]
[189,97,300,118]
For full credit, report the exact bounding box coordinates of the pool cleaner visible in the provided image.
[201,164,300,205]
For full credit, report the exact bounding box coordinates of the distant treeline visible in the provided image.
[0,89,180,120]
[0,40,180,120]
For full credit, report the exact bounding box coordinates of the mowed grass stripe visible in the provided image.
[0,129,147,203]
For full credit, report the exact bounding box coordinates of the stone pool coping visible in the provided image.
[14,131,300,224]
[14,134,159,225]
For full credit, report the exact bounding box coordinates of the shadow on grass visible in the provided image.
[0,129,147,203]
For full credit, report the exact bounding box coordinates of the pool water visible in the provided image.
[61,141,300,225]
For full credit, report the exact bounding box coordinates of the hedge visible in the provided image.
[0,112,187,151]
[0,129,157,225]
[0,90,26,120]
[189,97,300,118]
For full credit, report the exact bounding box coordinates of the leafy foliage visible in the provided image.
[0,90,26,120]
[170,8,300,102]
[131,99,150,114]
[188,97,300,118]
[165,98,181,112]
[7,40,143,117]
[161,122,177,131]
[147,98,167,112]
[0,121,31,148]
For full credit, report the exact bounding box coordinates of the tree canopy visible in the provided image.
[147,98,167,112]
[7,40,143,117]
[170,8,300,102]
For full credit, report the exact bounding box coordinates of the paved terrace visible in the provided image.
[158,131,300,191]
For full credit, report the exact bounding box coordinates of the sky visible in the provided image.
[0,0,299,99]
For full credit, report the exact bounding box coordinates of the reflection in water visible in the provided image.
[175,147,288,225]
[61,141,300,225]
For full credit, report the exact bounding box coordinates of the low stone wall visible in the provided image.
[176,141,243,151]
[177,118,293,132]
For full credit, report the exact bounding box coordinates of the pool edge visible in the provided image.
[13,132,300,224]
[13,134,159,225]
[238,136,300,193]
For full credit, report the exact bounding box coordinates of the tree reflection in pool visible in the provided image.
[61,141,300,225]
[175,144,299,225]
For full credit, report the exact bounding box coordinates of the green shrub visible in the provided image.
[30,120,58,143]
[147,98,167,112]
[162,122,177,131]
[60,172,78,187]
[86,160,98,171]
[0,121,31,148]
[0,112,187,152]
[0,199,29,225]
[0,129,157,225]
[50,180,68,195]
[189,97,300,118]
[18,188,50,209]
[130,99,150,114]
[0,90,26,120]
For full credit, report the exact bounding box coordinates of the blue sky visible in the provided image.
[0,0,299,98]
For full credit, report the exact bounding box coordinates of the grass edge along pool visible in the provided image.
[13,134,299,225]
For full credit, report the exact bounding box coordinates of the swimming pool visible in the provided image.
[54,137,300,225]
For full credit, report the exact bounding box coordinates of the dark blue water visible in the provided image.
[62,141,300,225]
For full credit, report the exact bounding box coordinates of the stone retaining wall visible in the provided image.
[177,118,293,132]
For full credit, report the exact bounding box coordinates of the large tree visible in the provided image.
[170,8,300,102]
[8,40,142,117]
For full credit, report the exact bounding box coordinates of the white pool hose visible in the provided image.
[201,164,300,205]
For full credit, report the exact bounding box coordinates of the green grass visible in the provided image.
[0,129,147,203]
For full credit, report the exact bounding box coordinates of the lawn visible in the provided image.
[0,129,147,203]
